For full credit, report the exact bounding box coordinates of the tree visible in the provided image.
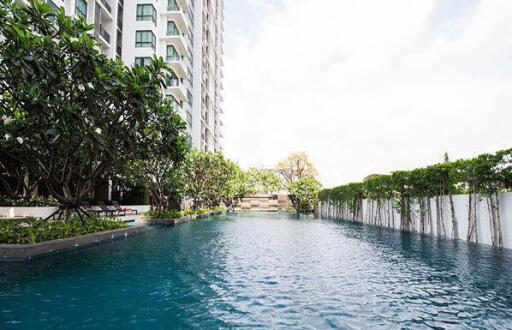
[276,152,318,188]
[288,178,322,213]
[245,168,281,194]
[121,135,189,212]
[0,0,187,217]
[183,150,243,209]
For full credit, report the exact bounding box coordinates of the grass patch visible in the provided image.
[0,216,128,244]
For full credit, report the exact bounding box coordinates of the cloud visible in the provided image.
[223,0,512,187]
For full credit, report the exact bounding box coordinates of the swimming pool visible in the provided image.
[1,213,511,328]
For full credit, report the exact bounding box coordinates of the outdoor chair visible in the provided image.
[112,201,138,215]
[79,201,103,217]
[97,202,118,217]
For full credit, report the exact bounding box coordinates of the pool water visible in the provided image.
[1,213,512,329]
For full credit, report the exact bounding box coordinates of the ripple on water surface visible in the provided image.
[1,213,512,329]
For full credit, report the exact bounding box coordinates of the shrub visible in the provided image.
[289,178,322,213]
[144,210,182,220]
[0,216,127,244]
[0,196,60,207]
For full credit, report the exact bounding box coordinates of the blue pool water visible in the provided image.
[1,212,512,329]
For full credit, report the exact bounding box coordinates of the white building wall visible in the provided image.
[24,0,124,59]
[320,192,512,249]
[122,0,224,151]
[19,0,224,151]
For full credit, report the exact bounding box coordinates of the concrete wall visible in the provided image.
[0,205,150,219]
[319,192,512,249]
[234,194,292,212]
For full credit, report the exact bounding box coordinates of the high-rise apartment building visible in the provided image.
[18,0,224,152]
[123,0,224,152]
[17,0,125,59]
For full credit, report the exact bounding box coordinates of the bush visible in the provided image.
[144,210,182,220]
[0,216,127,244]
[0,196,60,207]
[119,187,149,205]
[289,178,322,213]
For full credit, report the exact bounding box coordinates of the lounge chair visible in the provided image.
[97,202,118,217]
[79,201,103,216]
[112,201,138,215]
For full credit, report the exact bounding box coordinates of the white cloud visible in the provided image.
[223,0,512,187]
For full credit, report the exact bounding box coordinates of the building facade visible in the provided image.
[16,0,125,59]
[122,0,224,152]
[22,0,224,152]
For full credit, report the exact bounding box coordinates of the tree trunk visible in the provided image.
[449,193,457,239]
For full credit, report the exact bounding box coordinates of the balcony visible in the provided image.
[161,33,187,56]
[176,0,190,13]
[162,10,189,34]
[97,0,113,21]
[98,25,111,48]
[166,57,187,79]
[165,77,187,102]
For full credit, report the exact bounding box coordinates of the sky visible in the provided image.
[222,0,512,187]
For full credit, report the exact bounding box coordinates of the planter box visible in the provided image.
[0,226,146,262]
[0,207,59,219]
[144,217,186,226]
[144,212,218,226]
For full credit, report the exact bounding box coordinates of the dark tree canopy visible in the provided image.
[0,0,188,206]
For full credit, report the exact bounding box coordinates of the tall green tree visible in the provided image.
[0,0,187,216]
[288,178,322,213]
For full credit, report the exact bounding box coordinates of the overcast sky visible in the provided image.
[222,0,512,187]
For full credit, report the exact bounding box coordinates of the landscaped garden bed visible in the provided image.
[143,208,225,226]
[0,216,128,244]
[0,216,145,261]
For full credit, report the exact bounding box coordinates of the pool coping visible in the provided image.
[0,225,146,262]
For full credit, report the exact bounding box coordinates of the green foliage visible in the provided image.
[0,0,187,206]
[183,150,245,208]
[0,195,59,207]
[0,216,127,244]
[144,210,182,220]
[118,186,149,205]
[245,168,281,194]
[288,178,322,213]
[276,152,318,188]
[144,207,224,220]
[319,149,512,205]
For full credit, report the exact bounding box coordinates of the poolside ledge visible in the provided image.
[0,225,146,262]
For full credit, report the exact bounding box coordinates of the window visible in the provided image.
[135,30,156,49]
[134,57,152,67]
[186,111,193,129]
[187,90,193,106]
[165,74,180,88]
[47,0,58,11]
[136,4,157,24]
[166,21,180,36]
[166,46,180,62]
[167,95,181,112]
[168,0,180,11]
[75,0,87,19]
